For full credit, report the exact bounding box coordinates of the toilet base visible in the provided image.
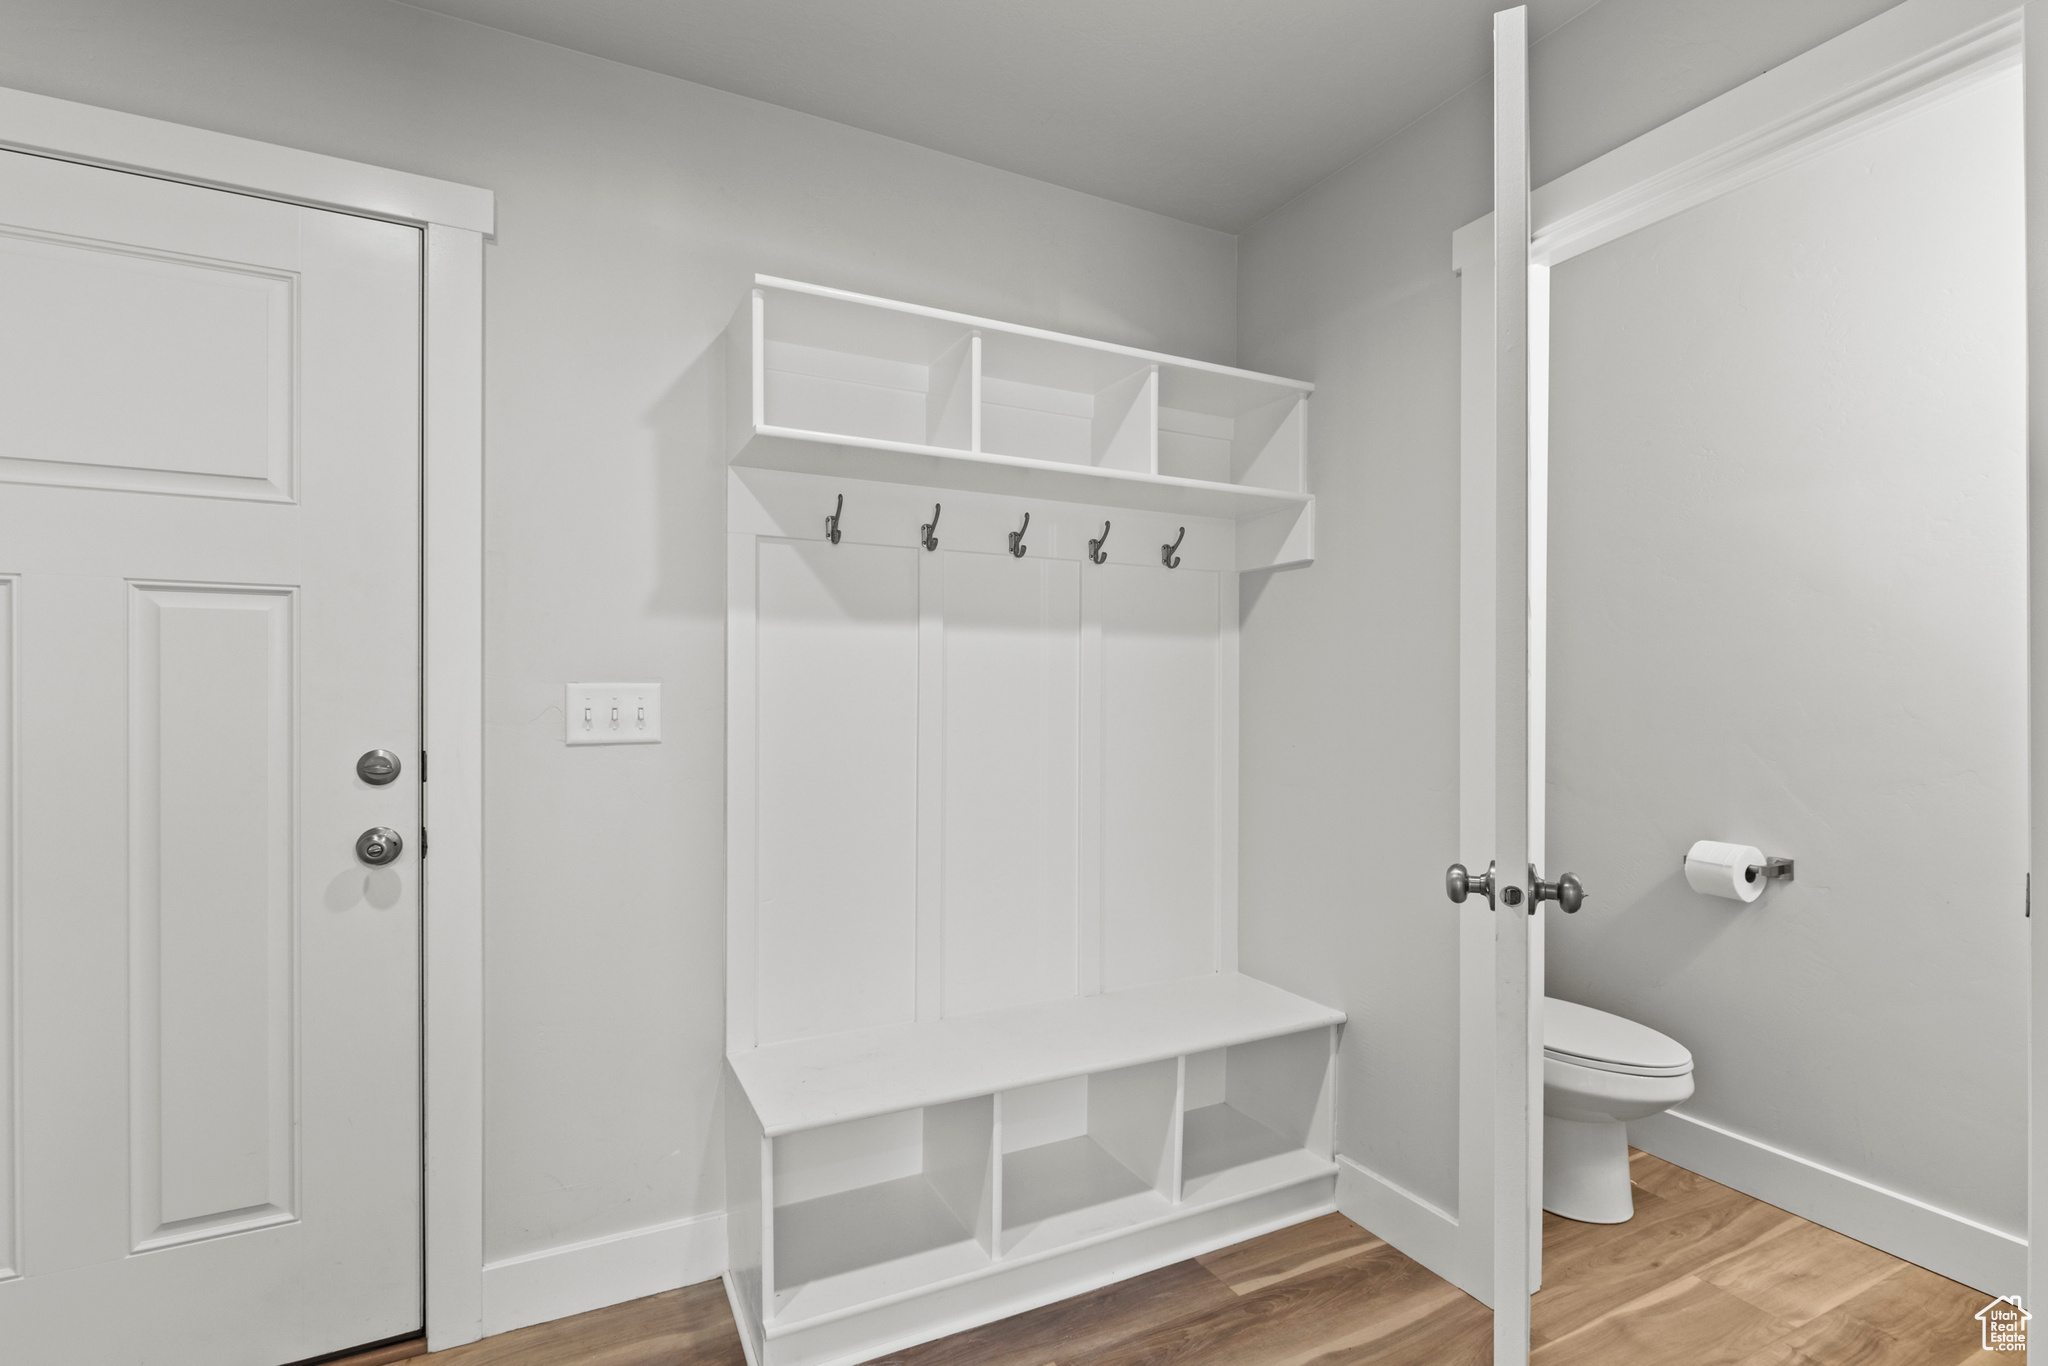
[1543,1116,1634,1223]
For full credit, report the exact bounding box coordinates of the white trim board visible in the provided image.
[483,1212,729,1338]
[1453,0,2021,274]
[1334,1157,1472,1301]
[1631,1111,2024,1297]
[0,82,495,1352]
[1530,0,2018,264]
[0,84,494,233]
[422,222,490,1348]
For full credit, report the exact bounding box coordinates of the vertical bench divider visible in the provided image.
[1314,1027,1338,1161]
[760,1129,776,1324]
[990,1090,1006,1262]
[1170,1056,1188,1204]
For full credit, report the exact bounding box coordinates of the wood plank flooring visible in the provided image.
[334,1152,2005,1366]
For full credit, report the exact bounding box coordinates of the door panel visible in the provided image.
[0,231,293,496]
[132,584,296,1248]
[0,149,422,1365]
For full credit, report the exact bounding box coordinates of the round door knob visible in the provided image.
[357,827,403,866]
[356,749,403,785]
[1446,860,1495,906]
[1533,868,1586,913]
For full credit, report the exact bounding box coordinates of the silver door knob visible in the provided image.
[357,749,402,785]
[1533,869,1585,913]
[357,827,403,866]
[1446,860,1495,906]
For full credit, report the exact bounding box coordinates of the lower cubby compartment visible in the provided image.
[770,1097,994,1325]
[742,1171,1337,1366]
[726,977,1348,1365]
[998,1059,1178,1258]
[1180,1027,1335,1204]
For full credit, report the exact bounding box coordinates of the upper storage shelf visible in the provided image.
[725,277,1314,522]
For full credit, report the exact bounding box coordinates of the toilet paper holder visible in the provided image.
[1683,851,1795,883]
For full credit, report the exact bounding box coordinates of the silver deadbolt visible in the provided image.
[357,749,402,785]
[357,827,403,866]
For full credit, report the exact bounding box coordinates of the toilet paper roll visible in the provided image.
[1684,840,1767,902]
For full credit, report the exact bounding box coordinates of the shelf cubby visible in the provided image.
[998,1060,1178,1258]
[979,328,1156,472]
[769,1097,994,1326]
[726,277,1316,556]
[1157,367,1305,494]
[1179,1028,1336,1206]
[753,285,978,452]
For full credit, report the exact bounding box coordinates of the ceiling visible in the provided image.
[401,0,1601,232]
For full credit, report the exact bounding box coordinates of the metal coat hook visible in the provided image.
[921,504,941,552]
[1088,521,1111,565]
[1162,526,1185,569]
[1009,511,1030,558]
[825,493,844,545]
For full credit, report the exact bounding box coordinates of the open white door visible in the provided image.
[1486,12,1541,1365]
[1459,4,2033,1362]
[1450,9,1540,1363]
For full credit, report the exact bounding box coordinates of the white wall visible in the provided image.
[1546,72,2026,1237]
[1234,0,1909,1219]
[0,0,1238,1277]
[7,0,2008,1317]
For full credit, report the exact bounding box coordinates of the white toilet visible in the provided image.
[1542,997,1694,1223]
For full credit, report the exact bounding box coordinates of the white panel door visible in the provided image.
[1456,9,1538,1365]
[0,150,423,1364]
[1489,11,1539,1359]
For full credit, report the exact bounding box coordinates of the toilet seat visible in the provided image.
[1543,998,1692,1078]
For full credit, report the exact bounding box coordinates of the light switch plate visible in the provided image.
[566,682,661,745]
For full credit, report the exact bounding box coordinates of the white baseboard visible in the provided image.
[480,1210,728,1337]
[1334,1155,1477,1299]
[1630,1109,2024,1296]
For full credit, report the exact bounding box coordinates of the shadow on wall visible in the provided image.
[1238,561,1302,620]
[645,330,734,1224]
[647,334,730,623]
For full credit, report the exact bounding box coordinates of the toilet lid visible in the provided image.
[1543,998,1693,1077]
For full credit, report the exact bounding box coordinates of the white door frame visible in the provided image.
[1451,0,2028,1329]
[0,85,495,1350]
